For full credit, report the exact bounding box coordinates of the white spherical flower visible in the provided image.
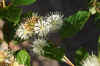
[32,39,47,55]
[34,18,51,37]
[82,55,100,66]
[46,12,63,31]
[89,7,96,15]
[16,24,33,40]
[16,15,39,40]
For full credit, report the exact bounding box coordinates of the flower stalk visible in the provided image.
[2,0,6,8]
[62,56,75,66]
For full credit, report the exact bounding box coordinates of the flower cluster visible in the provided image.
[46,12,63,31]
[34,18,51,37]
[15,11,67,65]
[30,12,63,56]
[16,13,39,40]
[0,43,24,66]
[81,55,100,66]
[32,39,47,55]
[16,12,63,39]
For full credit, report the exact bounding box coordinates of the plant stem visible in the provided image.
[2,0,6,8]
[98,36,100,60]
[62,56,75,66]
[93,0,96,6]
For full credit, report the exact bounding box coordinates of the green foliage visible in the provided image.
[75,48,89,66]
[59,11,90,39]
[98,36,100,60]
[88,0,95,4]
[16,50,31,66]
[88,0,95,9]
[3,22,18,42]
[66,11,90,27]
[96,2,100,8]
[5,6,22,24]
[22,11,33,18]
[0,6,22,24]
[43,44,65,61]
[94,13,100,30]
[88,0,91,3]
[95,13,100,22]
[0,8,6,18]
[11,0,36,6]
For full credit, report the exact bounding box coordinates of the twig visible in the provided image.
[62,56,75,66]
[2,0,6,8]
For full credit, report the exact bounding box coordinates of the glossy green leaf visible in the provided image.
[5,6,22,24]
[16,50,31,66]
[59,11,90,39]
[94,13,100,30]
[11,0,36,6]
[0,6,22,24]
[43,44,65,61]
[75,48,89,66]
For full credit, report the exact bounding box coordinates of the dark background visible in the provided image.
[20,0,100,66]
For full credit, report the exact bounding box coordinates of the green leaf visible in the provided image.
[96,2,100,8]
[3,22,17,42]
[59,11,90,39]
[11,0,36,6]
[88,0,94,4]
[0,8,7,18]
[94,13,100,30]
[75,48,89,66]
[0,6,22,24]
[16,50,31,66]
[66,11,90,26]
[22,11,33,18]
[95,13,100,22]
[88,0,96,9]
[43,44,65,61]
[5,6,22,24]
[88,0,92,3]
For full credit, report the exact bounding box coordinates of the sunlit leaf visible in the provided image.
[43,43,65,61]
[0,6,22,24]
[16,50,31,66]
[75,48,89,66]
[11,0,36,6]
[59,11,90,39]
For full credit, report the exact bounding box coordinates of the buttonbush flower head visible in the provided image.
[16,13,39,40]
[81,55,100,66]
[34,18,51,37]
[32,39,48,55]
[89,7,96,15]
[16,23,34,40]
[46,12,63,31]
